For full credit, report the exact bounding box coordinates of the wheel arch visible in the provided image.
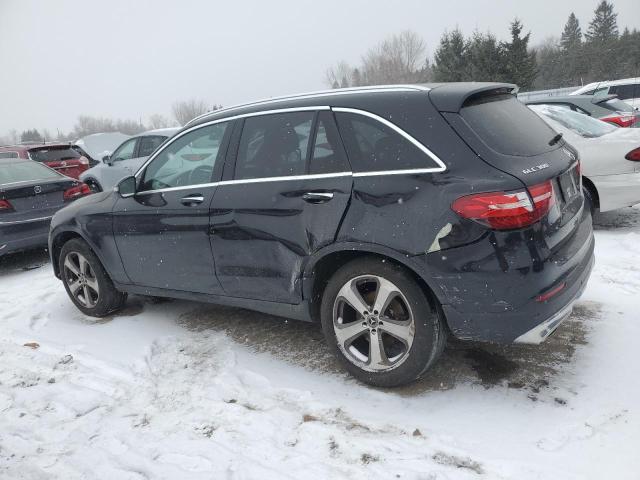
[303,243,444,323]
[582,176,599,209]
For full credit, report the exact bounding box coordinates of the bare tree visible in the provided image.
[325,31,429,88]
[172,99,209,126]
[148,113,174,129]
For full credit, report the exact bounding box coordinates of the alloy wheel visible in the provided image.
[333,275,415,372]
[63,251,100,308]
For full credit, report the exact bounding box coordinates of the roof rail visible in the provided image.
[185,84,430,127]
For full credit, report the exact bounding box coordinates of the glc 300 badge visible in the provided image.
[522,163,550,174]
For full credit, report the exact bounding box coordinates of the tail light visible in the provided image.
[78,156,89,166]
[452,180,555,230]
[625,148,640,161]
[63,183,91,201]
[601,114,638,128]
[0,199,14,212]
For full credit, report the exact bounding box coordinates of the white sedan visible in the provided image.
[529,104,640,213]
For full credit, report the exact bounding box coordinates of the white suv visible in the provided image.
[80,128,179,192]
[572,77,640,110]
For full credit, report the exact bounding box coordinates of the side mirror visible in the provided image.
[116,176,136,198]
[102,155,113,165]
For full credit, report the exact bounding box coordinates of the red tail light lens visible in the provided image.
[625,148,640,161]
[63,183,91,201]
[452,180,555,230]
[0,199,14,212]
[601,114,638,128]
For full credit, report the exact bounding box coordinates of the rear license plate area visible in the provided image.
[557,168,580,205]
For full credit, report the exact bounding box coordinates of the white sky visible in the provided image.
[1,0,638,134]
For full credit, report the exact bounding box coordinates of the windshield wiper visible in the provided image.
[548,133,563,146]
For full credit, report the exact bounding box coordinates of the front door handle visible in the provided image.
[180,194,204,206]
[302,192,334,204]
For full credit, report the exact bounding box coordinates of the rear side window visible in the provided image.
[335,112,433,172]
[28,146,80,163]
[235,112,313,180]
[138,136,166,157]
[461,94,557,156]
[0,161,60,185]
[309,111,350,174]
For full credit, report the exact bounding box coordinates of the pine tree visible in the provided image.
[560,13,582,50]
[585,1,618,43]
[466,31,503,82]
[433,29,468,81]
[501,19,537,89]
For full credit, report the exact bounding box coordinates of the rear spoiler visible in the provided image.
[428,83,518,113]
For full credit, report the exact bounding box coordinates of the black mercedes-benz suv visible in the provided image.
[49,83,594,387]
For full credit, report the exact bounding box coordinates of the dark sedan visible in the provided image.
[0,158,91,256]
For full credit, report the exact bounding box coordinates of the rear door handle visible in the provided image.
[180,194,204,206]
[302,192,334,204]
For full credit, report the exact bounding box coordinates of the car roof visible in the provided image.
[0,142,72,151]
[186,82,516,127]
[572,77,640,94]
[137,127,180,137]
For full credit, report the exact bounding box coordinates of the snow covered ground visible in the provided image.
[1,207,639,480]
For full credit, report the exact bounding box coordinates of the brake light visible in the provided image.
[536,281,566,302]
[78,156,89,166]
[63,183,91,201]
[625,147,640,161]
[452,180,555,230]
[0,199,13,212]
[601,114,638,128]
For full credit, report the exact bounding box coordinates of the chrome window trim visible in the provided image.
[0,215,53,226]
[331,107,447,173]
[185,85,431,126]
[129,102,447,196]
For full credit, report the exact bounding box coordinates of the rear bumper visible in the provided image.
[591,172,640,212]
[0,217,52,256]
[421,205,595,343]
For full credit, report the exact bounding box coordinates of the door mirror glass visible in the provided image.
[102,155,112,165]
[116,175,136,197]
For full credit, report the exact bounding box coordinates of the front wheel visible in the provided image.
[320,257,446,387]
[59,238,126,317]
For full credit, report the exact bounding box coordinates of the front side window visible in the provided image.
[335,112,434,172]
[111,139,137,162]
[137,136,166,157]
[140,122,228,191]
[235,111,313,180]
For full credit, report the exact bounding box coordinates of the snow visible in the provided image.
[1,208,640,479]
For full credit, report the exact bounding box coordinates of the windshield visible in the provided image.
[529,104,617,138]
[461,94,558,156]
[28,146,81,163]
[0,161,61,185]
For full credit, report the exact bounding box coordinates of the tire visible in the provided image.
[59,238,126,317]
[320,257,446,387]
[85,179,102,193]
[583,186,596,217]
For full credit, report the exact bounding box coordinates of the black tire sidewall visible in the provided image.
[320,257,444,387]
[59,238,125,317]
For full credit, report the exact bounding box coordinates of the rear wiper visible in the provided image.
[548,133,563,146]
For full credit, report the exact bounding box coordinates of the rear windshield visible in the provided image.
[529,104,617,138]
[0,161,61,185]
[598,98,634,112]
[28,146,81,163]
[461,94,557,156]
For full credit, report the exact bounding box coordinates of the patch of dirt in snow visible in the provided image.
[593,205,640,231]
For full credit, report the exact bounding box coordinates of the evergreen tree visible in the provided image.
[585,1,618,43]
[501,19,537,89]
[20,129,43,143]
[466,31,504,81]
[433,29,468,81]
[560,13,582,50]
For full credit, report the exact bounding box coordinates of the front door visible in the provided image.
[211,110,352,303]
[113,121,232,294]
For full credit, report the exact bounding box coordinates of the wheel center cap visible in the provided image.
[366,314,379,328]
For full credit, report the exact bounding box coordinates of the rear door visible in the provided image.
[210,109,352,303]
[112,122,232,294]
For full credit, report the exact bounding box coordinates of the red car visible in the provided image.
[0,143,90,179]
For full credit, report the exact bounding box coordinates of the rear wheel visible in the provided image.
[320,257,446,387]
[59,238,126,317]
